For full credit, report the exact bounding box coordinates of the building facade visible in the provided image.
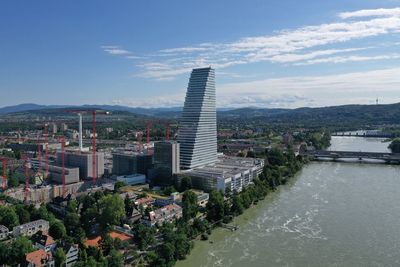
[112,152,153,176]
[154,141,180,184]
[13,219,50,237]
[178,67,217,169]
[57,151,105,180]
[177,156,264,193]
[48,165,80,184]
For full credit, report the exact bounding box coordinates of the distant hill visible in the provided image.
[1,102,400,128]
[0,103,182,116]
[218,103,400,128]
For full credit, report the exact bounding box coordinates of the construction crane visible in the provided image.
[0,158,8,190]
[60,136,66,199]
[65,109,110,186]
[22,154,29,202]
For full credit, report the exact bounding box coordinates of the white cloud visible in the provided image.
[102,45,131,55]
[296,54,400,65]
[339,7,400,19]
[124,7,400,79]
[217,67,400,108]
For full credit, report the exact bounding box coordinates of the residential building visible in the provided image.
[0,225,9,240]
[154,141,180,184]
[64,244,79,267]
[56,151,105,180]
[142,203,183,227]
[134,196,155,209]
[178,67,217,169]
[13,219,50,237]
[32,232,56,252]
[25,249,55,267]
[112,152,153,176]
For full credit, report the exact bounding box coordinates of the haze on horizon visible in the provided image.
[1,0,400,109]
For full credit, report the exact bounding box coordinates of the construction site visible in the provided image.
[0,109,170,204]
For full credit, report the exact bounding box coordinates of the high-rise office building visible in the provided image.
[178,67,217,169]
[154,141,180,184]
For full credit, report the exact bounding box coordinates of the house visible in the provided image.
[13,219,49,237]
[142,203,183,227]
[127,208,142,224]
[64,244,79,267]
[134,196,155,209]
[25,249,55,267]
[32,231,57,252]
[0,225,9,240]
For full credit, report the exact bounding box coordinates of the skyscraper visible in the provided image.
[178,67,217,169]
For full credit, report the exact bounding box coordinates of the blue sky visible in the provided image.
[1,0,400,108]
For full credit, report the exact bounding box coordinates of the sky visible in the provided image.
[1,0,400,109]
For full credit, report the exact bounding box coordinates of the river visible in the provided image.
[176,136,400,267]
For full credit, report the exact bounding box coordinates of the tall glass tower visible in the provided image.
[178,67,217,169]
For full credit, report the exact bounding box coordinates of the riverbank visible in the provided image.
[176,136,400,267]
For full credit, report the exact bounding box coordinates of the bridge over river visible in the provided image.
[302,150,400,164]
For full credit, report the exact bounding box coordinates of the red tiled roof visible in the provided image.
[26,249,48,266]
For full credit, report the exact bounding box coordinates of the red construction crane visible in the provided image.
[65,109,110,186]
[60,136,66,199]
[1,158,7,190]
[44,124,49,178]
[23,154,29,202]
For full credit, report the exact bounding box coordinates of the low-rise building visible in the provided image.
[13,219,50,237]
[48,165,80,184]
[142,203,183,227]
[177,155,264,193]
[25,249,55,267]
[0,225,9,240]
[64,244,79,267]
[116,173,146,185]
[32,232,56,252]
[134,196,155,209]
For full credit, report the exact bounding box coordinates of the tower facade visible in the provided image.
[178,67,217,169]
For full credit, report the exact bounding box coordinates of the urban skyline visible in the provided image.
[1,1,400,108]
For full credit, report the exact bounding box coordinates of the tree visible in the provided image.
[49,220,67,239]
[100,232,114,254]
[389,138,400,153]
[114,181,127,193]
[54,248,66,267]
[67,200,78,213]
[108,249,124,267]
[98,194,125,229]
[0,205,19,228]
[231,194,244,215]
[182,191,198,221]
[158,242,176,266]
[81,207,98,234]
[124,195,134,217]
[9,236,34,265]
[267,148,286,166]
[132,223,156,250]
[206,190,225,222]
[179,176,192,192]
[15,204,30,224]
[174,234,191,260]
